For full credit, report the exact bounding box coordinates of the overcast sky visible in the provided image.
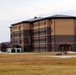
[0,0,76,43]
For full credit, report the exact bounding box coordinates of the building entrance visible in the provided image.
[59,44,72,51]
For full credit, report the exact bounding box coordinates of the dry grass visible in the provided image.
[0,52,76,75]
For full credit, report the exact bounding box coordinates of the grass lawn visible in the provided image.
[0,52,76,75]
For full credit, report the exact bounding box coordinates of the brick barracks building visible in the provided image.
[10,15,76,52]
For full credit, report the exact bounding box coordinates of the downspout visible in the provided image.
[54,18,55,52]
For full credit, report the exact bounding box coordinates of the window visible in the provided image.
[33,39,40,42]
[11,41,12,44]
[51,38,53,41]
[19,33,21,37]
[40,36,46,39]
[75,27,76,34]
[40,20,46,25]
[20,40,21,44]
[40,47,46,49]
[52,46,53,49]
[44,20,46,25]
[40,31,46,35]
[40,28,46,32]
[40,38,46,41]
[32,31,39,34]
[38,22,40,26]
[51,29,53,32]
[33,22,38,27]
[21,40,24,44]
[19,40,21,44]
[20,31,23,35]
[14,26,17,29]
[19,26,21,30]
[10,28,12,32]
[14,33,17,37]
[14,40,18,43]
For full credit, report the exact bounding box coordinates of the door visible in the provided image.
[59,44,72,51]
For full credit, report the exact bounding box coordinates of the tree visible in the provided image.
[1,43,7,52]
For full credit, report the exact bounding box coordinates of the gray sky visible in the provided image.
[0,0,76,43]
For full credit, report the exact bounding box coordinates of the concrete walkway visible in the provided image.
[44,55,76,58]
[51,56,76,58]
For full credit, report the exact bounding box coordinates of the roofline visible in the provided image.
[9,27,12,28]
[11,21,31,26]
[11,16,76,26]
[29,18,46,22]
[46,17,76,19]
[11,18,46,26]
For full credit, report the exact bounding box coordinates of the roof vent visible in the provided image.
[34,16,37,19]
